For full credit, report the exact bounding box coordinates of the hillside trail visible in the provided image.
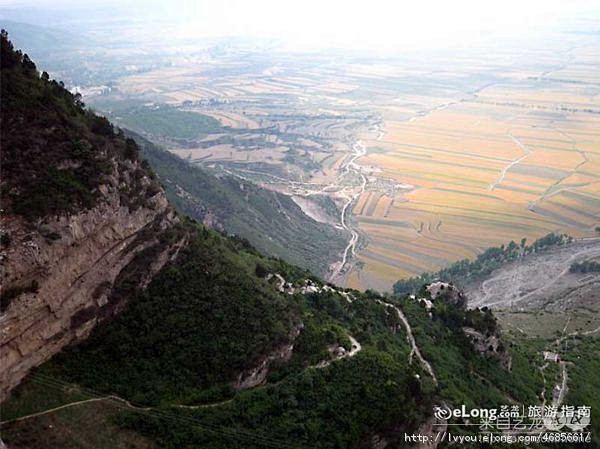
[551,316,571,408]
[376,300,438,386]
[0,374,233,426]
[4,332,362,426]
[4,374,303,449]
[549,319,600,407]
[537,316,600,410]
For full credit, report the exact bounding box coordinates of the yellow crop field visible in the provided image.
[373,195,393,218]
[100,31,600,292]
[200,111,260,129]
[345,82,600,289]
[353,192,370,215]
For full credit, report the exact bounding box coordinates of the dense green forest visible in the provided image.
[1,33,597,449]
[0,30,160,219]
[45,220,304,405]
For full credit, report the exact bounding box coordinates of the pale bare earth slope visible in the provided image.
[466,238,600,312]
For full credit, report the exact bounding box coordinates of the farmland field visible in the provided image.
[46,22,600,292]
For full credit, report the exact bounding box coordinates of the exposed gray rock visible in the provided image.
[0,161,183,401]
[234,323,303,390]
[462,326,512,370]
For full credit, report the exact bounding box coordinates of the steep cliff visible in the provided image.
[1,33,571,449]
[0,175,184,399]
[0,32,185,399]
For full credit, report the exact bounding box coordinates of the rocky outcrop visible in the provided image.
[416,412,448,449]
[314,335,362,368]
[462,326,512,370]
[234,323,303,390]
[367,405,448,449]
[0,167,185,400]
[427,281,465,306]
[173,184,223,230]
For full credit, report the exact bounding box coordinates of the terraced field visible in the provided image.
[354,102,600,290]
[79,28,600,292]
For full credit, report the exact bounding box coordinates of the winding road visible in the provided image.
[329,140,368,281]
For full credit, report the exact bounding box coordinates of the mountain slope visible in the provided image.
[0,30,182,399]
[2,34,594,449]
[134,133,347,277]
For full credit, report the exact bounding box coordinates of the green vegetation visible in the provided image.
[397,295,542,409]
[570,260,600,273]
[394,233,573,295]
[118,351,430,449]
[495,314,600,448]
[0,375,90,421]
[2,391,156,449]
[0,30,159,220]
[134,133,346,277]
[563,336,600,447]
[47,221,302,406]
[116,107,222,140]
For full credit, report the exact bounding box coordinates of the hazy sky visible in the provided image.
[1,0,599,51]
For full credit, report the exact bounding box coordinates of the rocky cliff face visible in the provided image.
[234,323,303,390]
[0,162,185,400]
[0,34,195,400]
[462,326,512,370]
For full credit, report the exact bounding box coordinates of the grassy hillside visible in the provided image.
[2,34,595,449]
[119,107,222,140]
[135,133,347,277]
